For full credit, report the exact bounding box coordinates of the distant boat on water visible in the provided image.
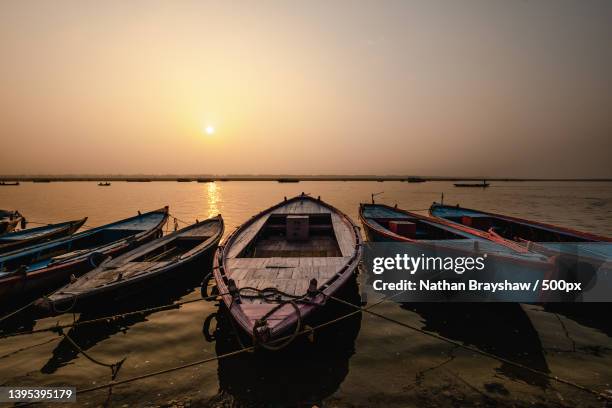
[454,180,489,188]
[98,182,111,186]
[0,181,19,186]
[405,177,426,183]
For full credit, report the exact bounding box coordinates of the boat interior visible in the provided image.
[432,207,592,243]
[224,199,358,308]
[1,225,153,273]
[132,238,199,262]
[238,213,342,258]
[362,205,468,240]
[132,222,219,263]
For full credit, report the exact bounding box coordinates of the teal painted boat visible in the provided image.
[0,207,168,301]
[0,218,87,254]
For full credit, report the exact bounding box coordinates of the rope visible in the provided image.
[0,281,68,324]
[170,215,192,226]
[254,300,302,351]
[24,220,94,230]
[74,289,404,397]
[49,293,78,315]
[326,294,612,402]
[0,299,40,324]
[58,327,126,380]
[0,293,222,340]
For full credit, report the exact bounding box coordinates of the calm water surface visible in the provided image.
[0,181,611,407]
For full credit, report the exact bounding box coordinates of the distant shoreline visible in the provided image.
[0,175,610,182]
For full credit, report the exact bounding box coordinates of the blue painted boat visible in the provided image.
[0,218,87,254]
[0,207,168,301]
[40,215,224,313]
[429,203,612,260]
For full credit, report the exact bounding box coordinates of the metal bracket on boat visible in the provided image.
[253,319,271,344]
[227,278,241,304]
[307,278,318,298]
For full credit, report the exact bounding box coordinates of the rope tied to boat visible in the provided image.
[48,292,79,315]
[54,325,127,380]
[223,278,324,351]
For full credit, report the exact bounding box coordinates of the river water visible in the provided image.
[0,181,611,407]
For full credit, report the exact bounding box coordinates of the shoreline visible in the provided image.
[0,176,611,182]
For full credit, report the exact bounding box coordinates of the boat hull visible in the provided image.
[41,216,223,313]
[0,218,87,254]
[0,208,168,302]
[213,195,362,344]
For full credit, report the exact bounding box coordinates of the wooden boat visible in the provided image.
[98,182,111,186]
[359,203,553,300]
[454,180,489,188]
[360,203,542,253]
[0,181,20,186]
[213,194,362,347]
[0,218,87,254]
[0,207,168,301]
[429,203,612,261]
[0,210,24,235]
[405,177,426,183]
[39,215,223,313]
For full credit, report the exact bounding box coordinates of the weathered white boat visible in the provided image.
[213,194,362,347]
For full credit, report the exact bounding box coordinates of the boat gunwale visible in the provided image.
[0,218,88,253]
[0,207,168,260]
[360,202,529,252]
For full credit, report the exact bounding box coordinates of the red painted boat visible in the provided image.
[429,203,612,290]
[429,203,612,258]
[213,194,362,348]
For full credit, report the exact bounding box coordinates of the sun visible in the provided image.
[204,125,215,136]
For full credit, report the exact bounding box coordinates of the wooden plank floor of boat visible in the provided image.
[226,256,351,303]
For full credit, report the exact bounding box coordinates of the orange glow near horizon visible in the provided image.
[0,2,610,178]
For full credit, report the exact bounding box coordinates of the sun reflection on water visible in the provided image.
[207,182,220,219]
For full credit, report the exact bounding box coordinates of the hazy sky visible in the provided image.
[1,1,610,177]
